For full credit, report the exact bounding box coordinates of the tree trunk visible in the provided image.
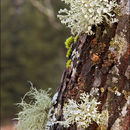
[46,0,130,129]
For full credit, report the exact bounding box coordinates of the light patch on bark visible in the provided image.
[52,92,58,105]
[45,103,62,129]
[109,33,128,64]
[90,88,99,96]
[111,118,122,130]
[45,107,55,129]
[117,32,128,58]
[125,65,130,80]
[126,0,130,15]
[72,49,80,61]
[109,65,119,76]
[112,77,118,83]
[72,68,77,77]
[121,96,130,117]
[93,77,101,87]
[70,61,73,68]
[115,91,121,96]
[103,92,111,109]
[120,0,130,15]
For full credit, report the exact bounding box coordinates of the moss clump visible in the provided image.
[65,36,73,49]
[65,36,74,59]
[15,86,52,130]
[74,35,79,43]
[66,48,72,58]
[64,36,75,67]
[66,59,71,68]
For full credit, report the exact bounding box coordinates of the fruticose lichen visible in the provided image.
[45,103,62,130]
[58,0,119,35]
[56,92,108,128]
[15,87,52,130]
[45,107,57,130]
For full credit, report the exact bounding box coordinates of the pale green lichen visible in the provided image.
[15,87,52,130]
[56,92,108,128]
[65,36,73,49]
[58,0,119,35]
[66,59,71,68]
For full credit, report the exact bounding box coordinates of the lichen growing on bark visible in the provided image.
[58,0,119,35]
[15,87,52,130]
[56,92,109,128]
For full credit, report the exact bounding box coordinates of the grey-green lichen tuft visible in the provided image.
[15,86,52,130]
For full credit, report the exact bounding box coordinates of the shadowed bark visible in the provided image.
[47,0,130,129]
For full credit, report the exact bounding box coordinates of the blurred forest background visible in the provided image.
[1,0,70,126]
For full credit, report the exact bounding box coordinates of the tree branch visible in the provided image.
[29,0,61,30]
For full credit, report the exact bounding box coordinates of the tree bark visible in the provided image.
[47,0,130,129]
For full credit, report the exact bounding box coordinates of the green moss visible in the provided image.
[66,59,71,68]
[65,36,73,49]
[74,35,79,42]
[66,48,72,58]
[64,36,73,58]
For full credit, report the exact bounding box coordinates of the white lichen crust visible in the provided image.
[58,0,119,35]
[56,92,108,128]
[15,87,52,130]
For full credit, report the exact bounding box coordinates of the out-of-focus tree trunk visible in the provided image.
[47,0,130,129]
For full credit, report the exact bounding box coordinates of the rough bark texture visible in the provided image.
[47,0,130,130]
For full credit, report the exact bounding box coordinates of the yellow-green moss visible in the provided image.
[65,36,74,58]
[74,35,79,43]
[66,48,72,58]
[66,59,71,68]
[65,36,73,49]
